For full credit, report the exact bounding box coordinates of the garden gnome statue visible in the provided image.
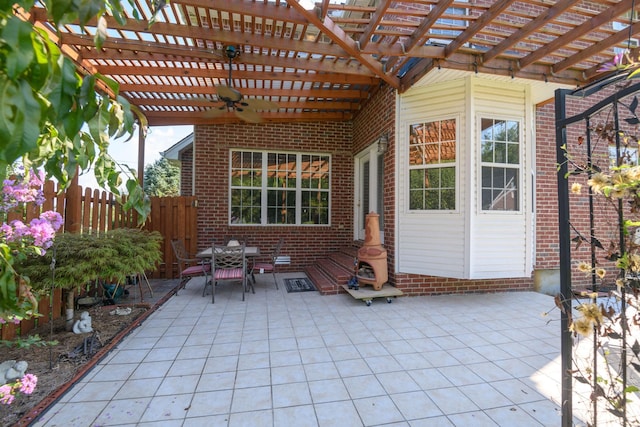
[72,311,93,334]
[0,360,28,383]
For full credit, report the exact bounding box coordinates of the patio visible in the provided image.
[30,274,638,426]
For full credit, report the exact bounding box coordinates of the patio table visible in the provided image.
[197,246,261,286]
[196,246,260,258]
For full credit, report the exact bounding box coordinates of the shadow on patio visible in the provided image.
[31,273,639,426]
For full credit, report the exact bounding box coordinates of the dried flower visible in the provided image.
[595,268,606,279]
[571,183,582,194]
[571,317,594,337]
[577,303,603,325]
[577,262,592,274]
[588,173,609,194]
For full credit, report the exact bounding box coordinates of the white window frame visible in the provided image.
[229,149,331,226]
[478,116,523,213]
[407,117,458,212]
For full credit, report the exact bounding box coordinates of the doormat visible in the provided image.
[284,277,317,293]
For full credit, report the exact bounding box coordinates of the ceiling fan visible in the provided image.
[205,46,279,123]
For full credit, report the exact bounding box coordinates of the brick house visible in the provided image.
[162,68,617,296]
[69,0,636,296]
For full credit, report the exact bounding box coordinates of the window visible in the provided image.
[609,145,638,168]
[230,150,330,225]
[409,119,456,210]
[480,118,520,211]
[428,1,468,44]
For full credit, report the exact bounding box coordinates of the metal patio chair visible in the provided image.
[170,239,211,295]
[207,243,249,303]
[250,237,284,290]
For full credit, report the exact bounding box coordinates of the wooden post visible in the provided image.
[65,172,82,233]
[137,125,146,185]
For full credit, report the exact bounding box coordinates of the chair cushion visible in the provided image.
[215,268,244,280]
[252,262,274,272]
[182,264,211,276]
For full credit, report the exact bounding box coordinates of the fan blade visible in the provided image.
[216,85,242,103]
[240,98,279,111]
[204,105,228,118]
[234,108,263,123]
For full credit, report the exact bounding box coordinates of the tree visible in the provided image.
[0,0,165,319]
[144,158,181,197]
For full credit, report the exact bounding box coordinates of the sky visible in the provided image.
[77,125,193,189]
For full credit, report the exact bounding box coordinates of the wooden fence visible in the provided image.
[1,180,198,340]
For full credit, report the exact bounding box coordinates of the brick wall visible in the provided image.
[193,121,353,269]
[179,146,193,196]
[535,86,637,290]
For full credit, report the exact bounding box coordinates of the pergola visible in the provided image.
[30,0,639,127]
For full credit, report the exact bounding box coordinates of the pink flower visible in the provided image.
[28,218,56,248]
[0,223,11,240]
[40,211,63,231]
[0,385,14,405]
[19,374,37,395]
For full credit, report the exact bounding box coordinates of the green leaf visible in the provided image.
[3,17,35,78]
[0,77,41,164]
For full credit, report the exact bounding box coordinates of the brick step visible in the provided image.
[304,247,361,295]
[328,251,357,273]
[304,265,340,295]
[317,258,353,284]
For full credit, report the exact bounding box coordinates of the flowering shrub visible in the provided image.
[0,169,63,321]
[0,374,37,405]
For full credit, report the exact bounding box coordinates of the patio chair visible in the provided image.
[250,237,284,290]
[170,239,211,295]
[207,243,249,303]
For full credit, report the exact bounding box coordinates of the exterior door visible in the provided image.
[355,146,384,241]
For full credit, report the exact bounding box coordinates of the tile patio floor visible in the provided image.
[31,273,639,426]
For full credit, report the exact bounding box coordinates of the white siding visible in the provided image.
[471,80,531,278]
[398,79,467,278]
[396,76,533,279]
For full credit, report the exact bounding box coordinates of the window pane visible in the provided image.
[494,120,506,141]
[495,142,506,163]
[441,167,455,187]
[481,166,519,211]
[267,189,295,224]
[410,189,424,210]
[492,168,504,187]
[507,143,519,164]
[482,167,491,187]
[231,188,261,224]
[301,190,329,224]
[481,140,493,162]
[441,189,455,210]
[506,121,519,142]
[425,190,439,209]
[426,169,440,188]
[481,118,493,140]
[410,169,424,189]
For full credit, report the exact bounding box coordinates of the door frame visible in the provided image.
[354,144,384,242]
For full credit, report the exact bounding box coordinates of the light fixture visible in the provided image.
[377,134,389,154]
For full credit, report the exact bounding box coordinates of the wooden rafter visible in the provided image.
[26,0,640,124]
